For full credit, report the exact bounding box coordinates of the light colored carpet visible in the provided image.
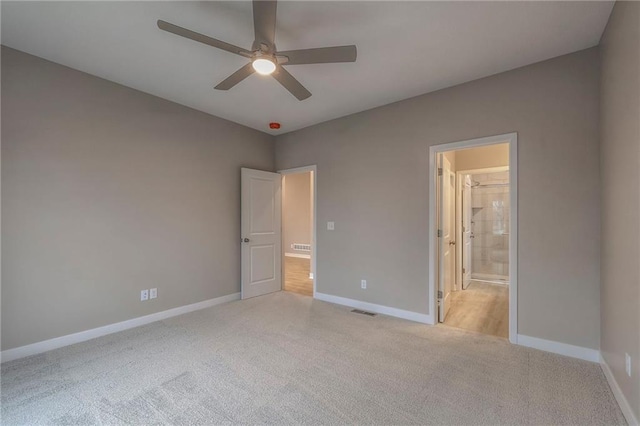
[1,292,626,425]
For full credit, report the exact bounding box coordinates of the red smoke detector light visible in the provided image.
[269,122,281,130]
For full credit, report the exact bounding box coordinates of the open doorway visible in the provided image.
[280,166,316,297]
[429,134,517,342]
[449,165,510,338]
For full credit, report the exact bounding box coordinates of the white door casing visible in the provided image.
[462,174,472,289]
[241,168,282,299]
[428,132,517,343]
[438,156,455,322]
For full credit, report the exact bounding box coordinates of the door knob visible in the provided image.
[242,238,250,243]
[449,241,456,245]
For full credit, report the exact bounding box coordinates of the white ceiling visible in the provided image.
[2,1,613,134]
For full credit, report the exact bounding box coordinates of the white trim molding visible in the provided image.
[516,334,599,363]
[315,292,433,324]
[284,252,311,259]
[1,292,240,363]
[428,132,518,344]
[600,354,639,425]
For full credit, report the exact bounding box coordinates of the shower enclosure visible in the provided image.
[469,170,510,283]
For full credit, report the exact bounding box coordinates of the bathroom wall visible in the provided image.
[283,172,312,257]
[456,143,509,171]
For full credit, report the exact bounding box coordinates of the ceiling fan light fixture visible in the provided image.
[157,0,357,100]
[252,58,276,75]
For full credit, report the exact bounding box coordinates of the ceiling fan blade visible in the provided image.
[252,0,277,50]
[272,66,311,101]
[277,45,357,65]
[157,20,251,57]
[214,63,255,90]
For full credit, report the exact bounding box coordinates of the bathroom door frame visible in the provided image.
[455,166,510,289]
[428,133,518,344]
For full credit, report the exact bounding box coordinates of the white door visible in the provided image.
[462,174,472,289]
[438,156,456,322]
[241,168,282,299]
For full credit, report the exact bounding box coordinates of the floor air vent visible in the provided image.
[351,309,377,317]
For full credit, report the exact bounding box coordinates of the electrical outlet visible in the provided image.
[361,279,367,289]
[626,353,632,377]
[150,288,157,299]
[327,221,335,231]
[140,290,149,301]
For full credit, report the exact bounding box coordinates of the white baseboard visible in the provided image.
[516,334,599,362]
[285,252,311,259]
[600,353,639,425]
[315,292,433,324]
[1,292,240,363]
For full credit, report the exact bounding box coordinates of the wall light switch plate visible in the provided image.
[626,353,632,377]
[327,221,335,231]
[361,279,367,289]
[140,290,149,301]
[150,288,157,299]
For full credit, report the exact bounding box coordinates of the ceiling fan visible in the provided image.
[157,1,357,101]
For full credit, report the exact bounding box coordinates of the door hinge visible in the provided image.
[438,168,443,176]
[438,290,443,299]
[437,229,442,238]
[462,267,466,274]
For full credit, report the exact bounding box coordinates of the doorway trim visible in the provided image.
[428,133,518,344]
[278,165,317,297]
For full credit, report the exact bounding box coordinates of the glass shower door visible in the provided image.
[470,171,509,283]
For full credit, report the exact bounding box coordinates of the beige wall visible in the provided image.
[443,151,456,171]
[283,172,312,255]
[1,47,275,350]
[0,35,614,361]
[455,143,509,171]
[599,1,640,421]
[276,48,601,349]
